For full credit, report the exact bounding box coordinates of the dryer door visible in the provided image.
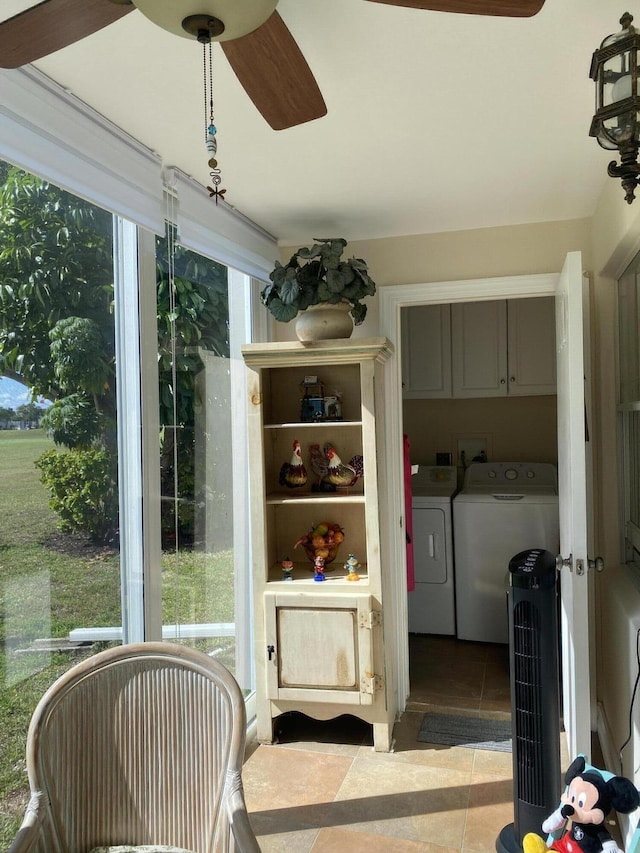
[409,506,455,635]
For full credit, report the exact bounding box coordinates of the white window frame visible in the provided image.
[114,217,145,642]
[617,254,640,568]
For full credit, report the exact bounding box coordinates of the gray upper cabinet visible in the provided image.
[401,304,452,398]
[451,300,508,398]
[505,297,557,396]
[452,298,556,397]
[403,298,556,399]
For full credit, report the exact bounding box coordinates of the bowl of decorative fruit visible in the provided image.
[294,521,345,566]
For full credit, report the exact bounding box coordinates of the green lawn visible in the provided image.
[0,430,58,546]
[0,429,235,847]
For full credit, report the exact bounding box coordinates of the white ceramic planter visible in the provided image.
[295,301,354,342]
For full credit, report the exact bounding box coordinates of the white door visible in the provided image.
[555,251,591,759]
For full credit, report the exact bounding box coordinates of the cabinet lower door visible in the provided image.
[264,592,382,706]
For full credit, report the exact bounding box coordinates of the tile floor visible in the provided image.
[242,634,528,853]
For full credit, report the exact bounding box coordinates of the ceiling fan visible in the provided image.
[0,0,547,131]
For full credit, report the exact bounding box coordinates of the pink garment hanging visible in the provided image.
[404,434,415,591]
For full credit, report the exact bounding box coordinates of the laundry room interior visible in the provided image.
[401,295,560,697]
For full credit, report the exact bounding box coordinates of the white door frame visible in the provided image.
[379,273,560,712]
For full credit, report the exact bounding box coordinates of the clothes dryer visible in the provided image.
[408,465,457,635]
[453,462,559,644]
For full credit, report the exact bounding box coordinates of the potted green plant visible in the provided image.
[260,237,376,340]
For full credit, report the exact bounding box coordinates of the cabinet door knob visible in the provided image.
[267,644,275,661]
[510,376,515,383]
[500,378,506,384]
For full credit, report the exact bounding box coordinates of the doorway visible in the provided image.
[380,257,592,757]
[400,297,558,691]
[378,272,562,716]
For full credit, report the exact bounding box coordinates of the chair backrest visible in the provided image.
[24,642,254,853]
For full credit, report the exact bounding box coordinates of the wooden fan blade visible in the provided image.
[0,0,134,68]
[364,0,545,16]
[221,11,327,131]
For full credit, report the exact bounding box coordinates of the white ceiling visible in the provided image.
[0,0,622,244]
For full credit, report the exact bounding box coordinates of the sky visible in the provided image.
[0,376,50,410]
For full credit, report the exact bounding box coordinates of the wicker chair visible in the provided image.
[8,642,261,853]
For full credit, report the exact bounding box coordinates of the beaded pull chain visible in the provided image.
[203,39,226,204]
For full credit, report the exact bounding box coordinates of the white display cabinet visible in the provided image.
[242,337,395,751]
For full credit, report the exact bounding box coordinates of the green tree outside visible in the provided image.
[0,165,229,544]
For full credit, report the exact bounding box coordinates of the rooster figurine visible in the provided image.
[325,443,358,487]
[309,443,329,486]
[279,439,307,489]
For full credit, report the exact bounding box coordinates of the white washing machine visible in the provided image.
[408,465,457,635]
[453,462,559,645]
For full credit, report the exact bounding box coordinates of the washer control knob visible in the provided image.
[505,468,518,480]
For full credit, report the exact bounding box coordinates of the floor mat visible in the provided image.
[418,712,512,752]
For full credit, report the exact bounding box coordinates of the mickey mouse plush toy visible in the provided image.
[523,755,640,853]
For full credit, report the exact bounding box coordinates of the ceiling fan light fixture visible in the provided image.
[133,0,278,42]
[182,15,225,42]
[590,12,640,203]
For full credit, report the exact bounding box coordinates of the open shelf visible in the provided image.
[264,420,362,430]
[266,491,365,505]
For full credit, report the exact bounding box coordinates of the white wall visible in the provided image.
[273,218,592,341]
[403,394,558,472]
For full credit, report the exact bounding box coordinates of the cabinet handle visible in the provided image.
[427,533,435,558]
[510,376,515,383]
[500,378,506,384]
[267,644,275,661]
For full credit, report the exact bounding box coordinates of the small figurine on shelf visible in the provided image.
[279,439,307,489]
[281,557,294,582]
[324,392,343,421]
[313,554,326,582]
[309,443,334,492]
[300,376,326,422]
[325,443,358,488]
[344,554,361,581]
[309,442,328,484]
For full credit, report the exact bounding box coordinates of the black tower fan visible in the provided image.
[496,549,561,853]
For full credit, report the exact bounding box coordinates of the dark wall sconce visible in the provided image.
[590,12,640,203]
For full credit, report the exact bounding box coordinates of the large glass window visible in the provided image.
[618,252,640,564]
[0,161,257,848]
[156,232,239,673]
[0,163,123,844]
